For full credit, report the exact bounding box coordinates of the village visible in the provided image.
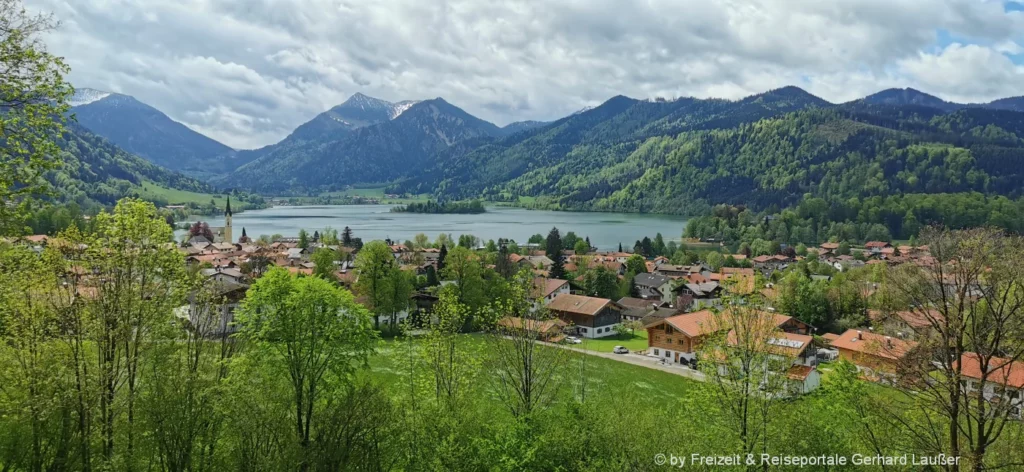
[16,200,1017,413]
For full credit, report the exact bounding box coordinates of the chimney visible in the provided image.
[856,330,863,341]
[885,336,893,348]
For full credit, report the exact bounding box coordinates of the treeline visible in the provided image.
[684,192,1024,246]
[391,200,486,214]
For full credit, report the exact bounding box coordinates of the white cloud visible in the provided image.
[26,0,1024,148]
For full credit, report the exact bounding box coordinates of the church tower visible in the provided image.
[224,197,233,244]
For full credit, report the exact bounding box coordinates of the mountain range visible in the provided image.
[60,85,1024,214]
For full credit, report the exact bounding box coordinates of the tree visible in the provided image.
[237,267,377,471]
[704,251,725,271]
[625,254,647,274]
[441,246,485,315]
[562,231,580,251]
[298,229,309,249]
[437,244,448,272]
[355,240,395,330]
[880,227,1024,471]
[653,233,667,256]
[188,221,214,241]
[697,304,793,462]
[0,0,73,234]
[495,243,515,278]
[387,268,413,328]
[413,233,430,250]
[486,269,569,418]
[311,248,337,281]
[421,288,475,412]
[582,267,618,299]
[528,233,544,245]
[573,239,589,255]
[424,265,439,286]
[341,226,353,246]
[836,241,850,256]
[545,227,562,260]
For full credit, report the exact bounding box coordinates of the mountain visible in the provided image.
[986,97,1024,113]
[859,87,961,111]
[284,93,420,143]
[500,120,549,135]
[70,88,235,178]
[217,98,504,193]
[49,122,213,207]
[391,86,833,197]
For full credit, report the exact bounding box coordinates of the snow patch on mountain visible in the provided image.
[70,88,112,107]
[390,100,419,119]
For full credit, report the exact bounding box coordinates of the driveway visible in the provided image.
[549,342,707,381]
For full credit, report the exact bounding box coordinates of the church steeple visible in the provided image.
[223,197,233,244]
[225,197,232,217]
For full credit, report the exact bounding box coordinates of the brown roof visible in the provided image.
[868,309,944,330]
[655,310,722,337]
[820,242,840,250]
[547,293,613,317]
[726,330,813,357]
[956,353,1024,389]
[831,329,918,361]
[865,241,891,248]
[787,365,816,381]
[822,333,840,342]
[532,277,568,298]
[498,316,567,333]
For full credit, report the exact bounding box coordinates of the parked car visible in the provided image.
[612,346,629,354]
[565,336,582,344]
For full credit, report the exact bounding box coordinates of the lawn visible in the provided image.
[363,334,697,407]
[577,329,649,353]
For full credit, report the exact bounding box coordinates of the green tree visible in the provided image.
[311,248,337,281]
[387,268,413,328]
[583,267,618,299]
[0,2,73,234]
[704,251,725,271]
[298,229,310,249]
[442,246,485,314]
[355,240,395,330]
[573,239,589,255]
[237,267,377,470]
[625,254,647,274]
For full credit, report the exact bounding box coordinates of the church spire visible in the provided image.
[225,197,232,216]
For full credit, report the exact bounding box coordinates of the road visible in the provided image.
[548,341,708,382]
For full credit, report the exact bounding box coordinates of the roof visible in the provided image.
[617,297,665,309]
[868,309,943,330]
[956,353,1024,389]
[652,310,721,337]
[634,272,670,288]
[787,365,817,381]
[865,241,891,248]
[821,333,841,342]
[830,329,918,361]
[820,242,840,250]
[547,293,613,316]
[533,277,568,298]
[498,316,567,333]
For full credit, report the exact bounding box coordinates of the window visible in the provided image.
[654,349,660,356]
[666,338,672,344]
[581,328,588,333]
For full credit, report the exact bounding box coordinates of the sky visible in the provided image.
[28,0,1024,150]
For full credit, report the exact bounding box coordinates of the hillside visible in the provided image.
[218,98,504,193]
[47,123,213,207]
[394,89,1024,215]
[70,89,236,178]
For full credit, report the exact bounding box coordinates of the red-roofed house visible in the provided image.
[831,329,919,380]
[547,294,622,338]
[956,353,1024,418]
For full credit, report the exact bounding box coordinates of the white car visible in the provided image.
[612,346,629,354]
[565,336,582,344]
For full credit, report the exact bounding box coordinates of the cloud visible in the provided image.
[27,0,1024,148]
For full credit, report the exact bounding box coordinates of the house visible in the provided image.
[654,264,701,278]
[830,329,919,381]
[674,282,722,311]
[532,277,570,305]
[546,293,622,338]
[524,255,555,269]
[832,258,865,272]
[956,353,1024,419]
[868,309,942,339]
[818,242,840,255]
[497,317,568,342]
[864,241,892,255]
[200,267,246,284]
[721,329,821,395]
[633,273,673,304]
[177,280,249,338]
[645,310,721,364]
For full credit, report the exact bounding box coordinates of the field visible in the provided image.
[136,180,231,206]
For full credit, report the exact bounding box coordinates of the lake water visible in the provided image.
[178,205,687,251]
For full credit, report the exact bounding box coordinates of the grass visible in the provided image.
[363,334,698,407]
[577,330,649,353]
[137,180,229,206]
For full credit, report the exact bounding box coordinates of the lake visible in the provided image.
[178,205,687,251]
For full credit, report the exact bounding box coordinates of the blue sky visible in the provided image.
[27,0,1024,149]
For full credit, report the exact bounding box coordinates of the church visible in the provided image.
[209,198,233,244]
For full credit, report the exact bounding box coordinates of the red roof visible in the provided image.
[865,241,891,248]
[831,329,917,361]
[787,365,816,381]
[956,353,1024,389]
